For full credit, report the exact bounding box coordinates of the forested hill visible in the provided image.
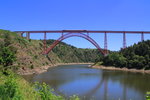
[0,29,101,70]
[0,29,82,100]
[46,39,102,63]
[98,40,150,70]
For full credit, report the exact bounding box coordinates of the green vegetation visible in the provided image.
[102,52,127,68]
[0,29,85,100]
[0,71,40,100]
[0,47,16,67]
[34,82,64,100]
[96,40,150,70]
[0,31,17,74]
[46,39,102,63]
[146,92,150,100]
[0,29,101,70]
[0,29,149,99]
[0,71,80,100]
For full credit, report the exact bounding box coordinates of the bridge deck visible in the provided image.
[15,30,150,34]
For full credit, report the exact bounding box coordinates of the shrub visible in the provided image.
[0,74,22,100]
[70,95,80,100]
[16,37,29,47]
[30,65,34,69]
[34,82,64,100]
[0,47,16,68]
[146,92,150,100]
[34,55,38,59]
[34,82,80,100]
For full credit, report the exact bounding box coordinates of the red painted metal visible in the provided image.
[21,32,24,37]
[43,33,106,55]
[27,32,30,39]
[123,32,126,49]
[87,32,89,38]
[43,32,47,54]
[141,32,144,41]
[104,32,108,55]
[19,32,24,37]
[14,30,150,56]
[15,30,150,34]
[62,32,64,38]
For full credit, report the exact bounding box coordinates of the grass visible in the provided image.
[0,71,40,100]
[94,62,103,66]
[0,71,80,100]
[146,92,150,100]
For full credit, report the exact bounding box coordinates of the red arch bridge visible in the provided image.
[15,30,150,56]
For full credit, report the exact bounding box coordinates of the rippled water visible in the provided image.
[23,64,150,100]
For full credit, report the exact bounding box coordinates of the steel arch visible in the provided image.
[43,33,105,55]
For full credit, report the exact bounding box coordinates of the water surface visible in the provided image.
[23,64,150,100]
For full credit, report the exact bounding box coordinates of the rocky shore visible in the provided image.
[91,65,150,74]
[17,63,150,75]
[17,63,93,75]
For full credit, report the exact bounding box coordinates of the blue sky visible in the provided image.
[0,0,150,50]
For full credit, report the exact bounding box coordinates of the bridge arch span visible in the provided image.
[43,33,105,55]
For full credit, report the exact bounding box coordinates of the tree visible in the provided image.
[101,40,150,70]
[0,47,16,68]
[3,32,11,47]
[102,52,127,68]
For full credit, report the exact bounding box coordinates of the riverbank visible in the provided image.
[92,65,150,74]
[17,63,93,75]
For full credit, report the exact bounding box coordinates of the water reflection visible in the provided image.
[23,64,150,100]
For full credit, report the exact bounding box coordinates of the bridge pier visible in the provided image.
[14,30,150,56]
[21,33,24,37]
[87,32,89,38]
[16,32,24,37]
[123,32,127,49]
[26,32,30,39]
[62,32,64,38]
[104,32,108,55]
[43,32,47,53]
[141,32,144,41]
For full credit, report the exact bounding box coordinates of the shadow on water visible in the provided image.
[23,64,150,100]
[97,70,150,100]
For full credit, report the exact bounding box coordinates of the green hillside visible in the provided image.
[0,29,101,70]
[46,39,102,63]
[0,29,102,100]
[96,40,150,69]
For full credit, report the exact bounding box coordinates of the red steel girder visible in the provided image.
[14,30,150,56]
[141,32,144,41]
[43,32,47,53]
[43,33,105,55]
[26,32,30,39]
[104,32,108,55]
[15,30,150,34]
[123,32,127,49]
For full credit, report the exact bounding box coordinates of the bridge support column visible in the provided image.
[87,32,89,38]
[62,32,64,38]
[123,32,126,49]
[43,32,47,54]
[141,32,144,41]
[16,32,24,37]
[21,32,24,37]
[104,32,108,56]
[26,32,30,39]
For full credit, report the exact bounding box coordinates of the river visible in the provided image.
[23,64,150,100]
